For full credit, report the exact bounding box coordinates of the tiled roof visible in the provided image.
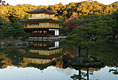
[26,8,56,14]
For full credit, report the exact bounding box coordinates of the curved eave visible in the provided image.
[20,19,63,24]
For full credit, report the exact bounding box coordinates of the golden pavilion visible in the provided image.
[21,8,63,40]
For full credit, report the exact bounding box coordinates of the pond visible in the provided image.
[0,41,118,80]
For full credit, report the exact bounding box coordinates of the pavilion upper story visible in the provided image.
[21,8,62,29]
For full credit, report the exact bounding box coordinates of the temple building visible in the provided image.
[21,8,63,40]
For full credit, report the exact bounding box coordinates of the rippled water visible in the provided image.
[0,41,118,80]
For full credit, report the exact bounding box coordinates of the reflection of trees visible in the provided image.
[71,68,89,80]
[109,67,118,75]
[69,62,104,80]
[89,43,118,67]
[62,39,118,67]
[62,41,118,78]
[1,48,25,66]
[62,53,104,80]
[0,59,4,68]
[61,41,104,80]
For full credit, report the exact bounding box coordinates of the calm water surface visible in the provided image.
[0,41,118,80]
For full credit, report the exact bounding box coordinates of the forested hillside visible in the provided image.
[0,1,118,22]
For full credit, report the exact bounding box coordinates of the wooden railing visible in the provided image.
[24,23,61,28]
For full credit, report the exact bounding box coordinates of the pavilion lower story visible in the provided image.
[24,28,59,37]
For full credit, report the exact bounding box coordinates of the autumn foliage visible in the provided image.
[0,1,118,22]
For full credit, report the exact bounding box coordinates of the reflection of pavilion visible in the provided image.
[30,41,60,50]
[23,41,62,70]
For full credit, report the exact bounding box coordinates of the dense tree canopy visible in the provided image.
[0,1,118,22]
[66,12,118,46]
[0,18,28,39]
